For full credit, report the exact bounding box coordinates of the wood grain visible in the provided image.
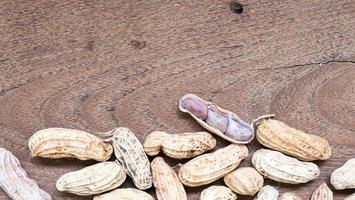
[0,0,354,199]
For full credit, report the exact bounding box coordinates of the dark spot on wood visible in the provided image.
[86,40,94,51]
[130,40,146,49]
[79,93,90,101]
[230,2,243,14]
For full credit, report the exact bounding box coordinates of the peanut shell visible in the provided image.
[200,185,237,200]
[330,158,355,190]
[254,185,279,200]
[278,193,302,200]
[178,144,248,187]
[224,167,264,196]
[345,194,355,200]
[93,188,154,200]
[311,183,333,200]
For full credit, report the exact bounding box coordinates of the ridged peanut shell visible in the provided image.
[224,167,264,196]
[152,157,187,200]
[93,188,154,200]
[311,183,333,200]
[179,94,254,144]
[56,161,126,195]
[0,148,51,200]
[345,194,355,200]
[110,127,152,190]
[143,131,216,159]
[254,185,279,200]
[255,117,331,161]
[331,158,355,190]
[200,185,237,200]
[178,144,248,187]
[28,128,113,161]
[252,149,320,184]
[278,193,302,200]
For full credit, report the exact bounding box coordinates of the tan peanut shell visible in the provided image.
[311,183,333,200]
[200,185,237,200]
[152,157,187,200]
[278,193,302,200]
[224,167,264,196]
[0,148,51,200]
[56,161,126,195]
[28,128,113,161]
[93,188,154,200]
[255,116,331,161]
[143,131,216,159]
[110,127,152,190]
[254,185,279,200]
[179,94,254,144]
[252,149,320,184]
[345,194,355,200]
[178,144,249,187]
[330,158,355,190]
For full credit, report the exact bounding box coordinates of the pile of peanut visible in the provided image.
[0,93,354,200]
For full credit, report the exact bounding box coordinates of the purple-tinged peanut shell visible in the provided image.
[179,94,208,120]
[179,94,254,144]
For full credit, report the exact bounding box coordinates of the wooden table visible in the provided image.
[0,0,354,199]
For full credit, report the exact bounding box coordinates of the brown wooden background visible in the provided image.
[0,0,355,199]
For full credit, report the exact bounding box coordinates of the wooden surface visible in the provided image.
[0,0,355,199]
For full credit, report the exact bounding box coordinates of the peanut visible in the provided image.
[345,194,355,200]
[28,128,113,161]
[200,185,237,200]
[311,183,333,200]
[178,144,248,187]
[278,193,302,200]
[255,116,331,161]
[0,148,51,200]
[330,158,355,190]
[110,127,152,190]
[143,131,216,159]
[56,161,126,196]
[254,185,279,200]
[151,157,187,200]
[252,149,320,184]
[179,94,254,144]
[93,188,154,200]
[224,167,264,196]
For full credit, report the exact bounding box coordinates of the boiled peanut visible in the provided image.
[254,185,279,200]
[56,161,126,195]
[311,183,332,200]
[278,193,302,200]
[28,128,113,161]
[330,158,355,190]
[179,94,254,144]
[178,144,248,187]
[0,148,51,200]
[93,188,154,200]
[143,131,216,159]
[252,149,320,184]
[255,116,331,161]
[224,167,264,196]
[151,157,187,200]
[110,127,152,190]
[200,185,237,200]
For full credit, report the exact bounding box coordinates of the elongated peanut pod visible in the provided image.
[56,161,126,195]
[111,127,153,190]
[28,128,113,161]
[179,144,248,187]
[252,149,320,184]
[331,158,355,190]
[311,183,333,200]
[0,148,51,200]
[143,131,216,159]
[255,116,331,161]
[152,157,187,200]
[200,185,237,200]
[179,94,254,144]
[224,167,264,196]
[93,188,154,200]
[254,185,279,200]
